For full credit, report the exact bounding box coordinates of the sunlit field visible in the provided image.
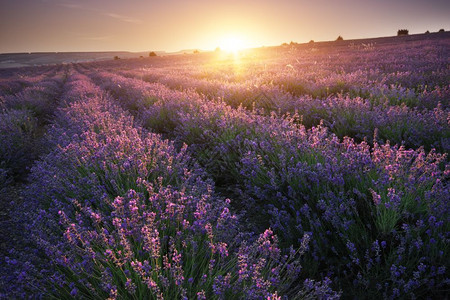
[1,33,449,299]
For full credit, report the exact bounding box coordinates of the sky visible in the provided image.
[1,0,449,53]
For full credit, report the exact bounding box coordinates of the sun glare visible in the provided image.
[219,35,246,53]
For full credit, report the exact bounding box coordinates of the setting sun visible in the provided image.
[219,35,247,53]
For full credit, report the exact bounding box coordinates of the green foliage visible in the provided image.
[397,29,409,36]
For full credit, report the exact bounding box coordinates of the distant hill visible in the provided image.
[0,51,166,69]
[292,31,450,49]
[1,31,448,69]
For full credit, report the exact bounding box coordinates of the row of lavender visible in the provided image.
[117,67,449,110]
[0,66,68,296]
[0,64,66,98]
[0,67,66,183]
[88,67,449,298]
[87,66,449,154]
[79,38,450,152]
[83,36,449,110]
[3,72,337,299]
[82,35,449,100]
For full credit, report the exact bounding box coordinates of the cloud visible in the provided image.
[104,13,142,24]
[58,3,82,9]
[83,36,112,41]
[54,1,142,24]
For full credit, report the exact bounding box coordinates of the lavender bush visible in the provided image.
[0,109,40,180]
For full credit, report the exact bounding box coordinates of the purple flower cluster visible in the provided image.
[238,124,449,297]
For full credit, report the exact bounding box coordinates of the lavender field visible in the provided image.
[1,33,449,299]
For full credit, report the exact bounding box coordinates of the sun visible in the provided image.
[219,35,246,53]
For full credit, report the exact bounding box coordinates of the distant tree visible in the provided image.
[290,41,297,46]
[149,51,157,57]
[425,30,430,34]
[193,49,200,54]
[397,29,409,36]
[139,55,144,58]
[309,40,314,44]
[438,29,445,32]
[113,56,120,60]
[336,35,343,41]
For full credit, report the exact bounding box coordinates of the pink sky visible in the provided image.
[1,0,449,53]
